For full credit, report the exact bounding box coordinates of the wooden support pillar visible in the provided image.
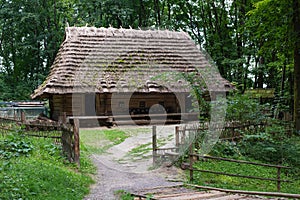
[175,126,179,148]
[152,125,157,164]
[14,109,17,120]
[182,126,186,144]
[73,118,80,167]
[21,111,26,123]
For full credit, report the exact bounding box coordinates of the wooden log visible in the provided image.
[193,155,291,169]
[152,125,157,164]
[73,118,80,167]
[175,126,179,147]
[21,111,26,123]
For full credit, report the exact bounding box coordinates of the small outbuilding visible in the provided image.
[31,27,232,124]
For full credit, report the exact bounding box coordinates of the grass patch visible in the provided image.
[114,189,153,200]
[102,129,130,145]
[126,138,167,160]
[80,128,131,154]
[0,132,94,200]
[128,142,153,156]
[191,159,300,194]
[117,142,153,163]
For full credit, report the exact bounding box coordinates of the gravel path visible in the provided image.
[83,125,186,200]
[84,155,183,200]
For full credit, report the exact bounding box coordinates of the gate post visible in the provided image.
[21,111,26,123]
[73,118,80,167]
[152,126,157,164]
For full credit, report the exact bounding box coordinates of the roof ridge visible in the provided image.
[65,26,190,40]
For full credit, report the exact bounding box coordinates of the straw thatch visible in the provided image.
[31,27,232,99]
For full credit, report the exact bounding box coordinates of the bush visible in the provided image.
[239,135,300,169]
[0,131,94,199]
[0,134,33,159]
[226,93,269,123]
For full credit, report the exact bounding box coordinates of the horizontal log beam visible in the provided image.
[193,154,291,169]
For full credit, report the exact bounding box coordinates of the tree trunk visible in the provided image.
[293,0,300,130]
[154,0,161,26]
[281,60,286,96]
[257,56,264,88]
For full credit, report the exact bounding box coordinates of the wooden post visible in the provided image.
[21,111,26,123]
[73,118,80,167]
[175,126,179,148]
[58,112,67,124]
[152,126,157,164]
[14,109,17,120]
[277,167,281,192]
[189,142,194,182]
[182,126,186,144]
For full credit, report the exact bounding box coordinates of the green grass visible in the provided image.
[126,142,153,161]
[80,128,150,154]
[124,138,168,162]
[80,128,131,154]
[191,159,300,194]
[0,132,95,200]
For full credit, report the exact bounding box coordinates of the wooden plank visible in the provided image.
[165,152,179,156]
[68,116,110,120]
[156,191,226,200]
[210,194,248,200]
[113,113,192,119]
[154,191,204,198]
[115,119,182,125]
[134,184,184,192]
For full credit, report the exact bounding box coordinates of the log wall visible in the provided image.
[50,94,85,121]
[50,92,187,121]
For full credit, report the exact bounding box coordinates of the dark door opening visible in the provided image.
[85,94,96,116]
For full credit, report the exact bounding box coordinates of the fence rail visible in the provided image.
[186,150,291,192]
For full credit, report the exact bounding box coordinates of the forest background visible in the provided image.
[0,0,300,129]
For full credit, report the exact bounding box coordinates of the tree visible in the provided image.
[0,0,74,100]
[246,0,300,130]
[293,0,300,130]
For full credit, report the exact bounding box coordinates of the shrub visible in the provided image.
[0,134,33,159]
[226,93,269,123]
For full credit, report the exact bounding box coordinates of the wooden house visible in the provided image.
[31,27,232,124]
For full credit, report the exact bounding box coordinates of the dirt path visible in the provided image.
[82,125,286,200]
[83,125,186,200]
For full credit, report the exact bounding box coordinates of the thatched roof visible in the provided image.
[31,27,232,99]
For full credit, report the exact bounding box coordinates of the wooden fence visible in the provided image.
[152,122,295,193]
[185,144,292,192]
[152,121,269,165]
[0,113,80,166]
[171,122,294,192]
